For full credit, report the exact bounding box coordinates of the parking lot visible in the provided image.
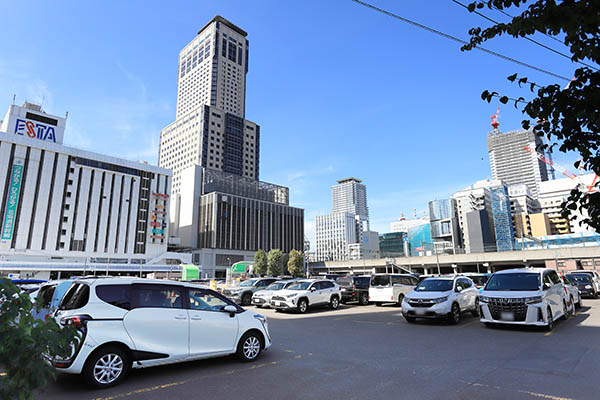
[37,298,600,400]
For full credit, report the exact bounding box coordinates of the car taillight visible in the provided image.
[391,296,394,300]
[60,314,92,329]
[352,285,356,290]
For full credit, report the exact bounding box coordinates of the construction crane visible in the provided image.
[490,107,500,130]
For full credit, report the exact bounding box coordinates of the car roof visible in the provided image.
[423,276,457,281]
[493,268,549,275]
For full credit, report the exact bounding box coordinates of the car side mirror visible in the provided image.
[543,282,551,290]
[310,287,316,292]
[456,286,463,292]
[223,305,237,317]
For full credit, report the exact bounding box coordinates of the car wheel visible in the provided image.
[396,294,404,307]
[404,315,416,323]
[375,302,382,307]
[449,303,461,325]
[569,296,576,316]
[471,298,480,317]
[237,331,262,362]
[83,345,130,388]
[329,296,340,310]
[576,297,583,309]
[546,307,554,331]
[561,300,569,320]
[594,291,599,299]
[242,293,252,306]
[360,292,369,306]
[297,299,308,313]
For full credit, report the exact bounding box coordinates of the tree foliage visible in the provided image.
[463,0,600,231]
[267,249,283,277]
[0,279,77,399]
[287,249,304,277]
[254,249,268,276]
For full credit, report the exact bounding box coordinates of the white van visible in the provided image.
[369,274,418,306]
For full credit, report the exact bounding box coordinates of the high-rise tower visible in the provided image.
[159,16,259,194]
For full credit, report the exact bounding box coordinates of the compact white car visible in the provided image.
[480,268,569,330]
[369,274,418,306]
[53,277,271,388]
[402,276,479,324]
[252,280,297,308]
[269,279,341,313]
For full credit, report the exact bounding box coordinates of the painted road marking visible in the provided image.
[464,381,574,400]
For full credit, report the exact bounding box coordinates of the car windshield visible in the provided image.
[287,282,312,290]
[566,274,591,283]
[371,276,390,287]
[415,279,453,292]
[267,282,286,290]
[466,275,489,286]
[485,273,540,291]
[239,279,257,287]
[336,277,353,286]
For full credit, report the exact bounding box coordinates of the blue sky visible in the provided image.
[0,0,585,247]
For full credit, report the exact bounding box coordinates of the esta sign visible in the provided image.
[14,118,58,143]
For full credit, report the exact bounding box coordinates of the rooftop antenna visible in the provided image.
[490,107,500,131]
[414,208,417,218]
[12,94,16,105]
[65,111,69,120]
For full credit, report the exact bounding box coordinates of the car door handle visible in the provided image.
[174,314,187,320]
[191,316,202,320]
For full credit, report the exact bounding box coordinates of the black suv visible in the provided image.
[337,276,371,305]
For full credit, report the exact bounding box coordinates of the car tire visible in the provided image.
[471,298,480,317]
[569,296,576,316]
[359,292,369,306]
[576,297,583,309]
[561,300,569,320]
[83,345,130,388]
[404,315,416,323]
[237,331,263,362]
[546,307,554,331]
[594,291,599,299]
[297,298,308,313]
[242,293,252,306]
[329,296,340,310]
[449,303,461,325]
[375,302,382,307]
[396,294,404,307]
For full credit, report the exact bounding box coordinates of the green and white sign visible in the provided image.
[2,160,24,241]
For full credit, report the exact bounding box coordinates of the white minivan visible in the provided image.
[53,277,271,388]
[369,274,418,306]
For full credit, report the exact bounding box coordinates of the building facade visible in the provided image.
[0,103,172,267]
[490,184,515,251]
[390,217,430,234]
[315,212,357,261]
[487,129,548,198]
[429,199,462,254]
[379,232,406,258]
[331,178,369,220]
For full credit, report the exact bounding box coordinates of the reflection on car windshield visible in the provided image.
[466,275,489,286]
[566,274,591,283]
[485,273,540,291]
[267,282,286,290]
[239,280,257,287]
[287,282,311,290]
[415,279,453,292]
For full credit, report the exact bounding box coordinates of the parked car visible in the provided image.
[566,270,600,295]
[402,276,479,324]
[270,279,341,313]
[221,278,279,306]
[460,273,490,292]
[336,275,371,305]
[565,273,598,298]
[252,280,298,308]
[369,274,417,306]
[53,277,271,388]
[480,268,569,330]
[561,275,582,312]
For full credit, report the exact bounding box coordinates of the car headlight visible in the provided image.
[480,296,489,303]
[585,285,592,289]
[285,294,296,298]
[524,296,542,304]
[432,296,449,304]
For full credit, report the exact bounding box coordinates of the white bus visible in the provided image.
[369,274,418,306]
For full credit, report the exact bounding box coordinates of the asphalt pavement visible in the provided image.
[38,299,600,400]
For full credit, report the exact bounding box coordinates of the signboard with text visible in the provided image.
[1,159,24,247]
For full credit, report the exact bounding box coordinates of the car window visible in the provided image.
[322,281,334,289]
[59,283,90,310]
[96,284,132,310]
[462,279,472,288]
[312,282,323,290]
[371,275,391,287]
[37,285,56,308]
[355,277,371,289]
[543,273,553,288]
[189,289,230,312]
[548,271,561,285]
[391,276,403,285]
[133,285,184,309]
[409,277,418,286]
[256,280,269,287]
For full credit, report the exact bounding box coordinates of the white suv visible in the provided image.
[369,274,417,306]
[52,277,271,388]
[270,279,341,313]
[252,279,298,308]
[480,268,568,330]
[402,276,479,324]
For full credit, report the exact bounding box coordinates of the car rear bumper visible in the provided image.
[53,333,99,375]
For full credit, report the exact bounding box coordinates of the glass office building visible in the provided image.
[407,223,432,256]
[490,185,515,251]
[379,232,406,257]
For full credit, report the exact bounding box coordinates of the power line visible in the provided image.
[351,0,571,81]
[451,0,599,72]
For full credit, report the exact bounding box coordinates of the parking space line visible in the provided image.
[464,381,574,400]
[0,372,6,376]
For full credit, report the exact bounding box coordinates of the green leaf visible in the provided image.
[499,96,509,104]
[507,73,518,82]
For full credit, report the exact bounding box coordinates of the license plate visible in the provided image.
[500,312,514,321]
[415,309,426,315]
[274,301,281,306]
